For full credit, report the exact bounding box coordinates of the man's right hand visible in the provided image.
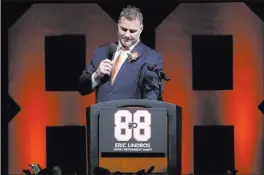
[94,59,113,81]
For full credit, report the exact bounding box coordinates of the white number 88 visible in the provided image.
[114,110,151,142]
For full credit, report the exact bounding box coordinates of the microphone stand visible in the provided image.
[156,72,170,101]
[148,65,169,101]
[157,72,163,101]
[156,71,169,101]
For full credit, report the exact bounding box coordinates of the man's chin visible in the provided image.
[121,41,132,48]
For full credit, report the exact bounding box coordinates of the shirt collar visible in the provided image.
[117,39,140,52]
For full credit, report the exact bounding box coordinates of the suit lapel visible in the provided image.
[108,41,145,92]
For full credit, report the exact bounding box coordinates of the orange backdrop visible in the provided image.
[8,2,264,174]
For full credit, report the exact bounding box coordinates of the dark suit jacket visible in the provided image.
[78,41,164,103]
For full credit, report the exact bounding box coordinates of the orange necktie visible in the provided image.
[111,48,127,84]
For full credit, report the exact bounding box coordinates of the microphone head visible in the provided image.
[146,61,158,71]
[108,43,117,60]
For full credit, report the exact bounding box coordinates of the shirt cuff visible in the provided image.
[91,72,100,89]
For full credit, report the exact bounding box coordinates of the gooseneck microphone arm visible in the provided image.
[146,62,170,101]
[157,76,163,101]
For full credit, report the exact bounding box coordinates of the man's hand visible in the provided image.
[94,59,113,81]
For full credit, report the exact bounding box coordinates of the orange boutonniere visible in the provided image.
[127,52,140,63]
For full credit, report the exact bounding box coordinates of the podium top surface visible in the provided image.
[87,99,181,109]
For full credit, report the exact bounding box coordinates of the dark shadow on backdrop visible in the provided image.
[192,35,233,91]
[45,35,86,91]
[46,126,86,174]
[194,125,235,175]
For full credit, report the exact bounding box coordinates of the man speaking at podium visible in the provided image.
[78,5,164,103]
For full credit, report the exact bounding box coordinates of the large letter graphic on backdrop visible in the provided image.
[156,2,264,174]
[8,4,117,174]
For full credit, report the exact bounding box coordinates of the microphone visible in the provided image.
[147,62,170,81]
[107,43,117,60]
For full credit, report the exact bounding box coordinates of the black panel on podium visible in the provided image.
[86,99,182,175]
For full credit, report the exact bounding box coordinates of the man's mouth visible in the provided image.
[123,38,131,42]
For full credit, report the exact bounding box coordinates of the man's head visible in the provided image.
[118,5,143,48]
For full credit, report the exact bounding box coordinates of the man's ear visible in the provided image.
[139,25,143,34]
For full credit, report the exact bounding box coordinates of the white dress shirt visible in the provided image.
[91,40,140,89]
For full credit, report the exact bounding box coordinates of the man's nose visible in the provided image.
[124,30,131,37]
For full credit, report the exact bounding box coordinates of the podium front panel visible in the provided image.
[87,99,182,175]
[99,108,167,156]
